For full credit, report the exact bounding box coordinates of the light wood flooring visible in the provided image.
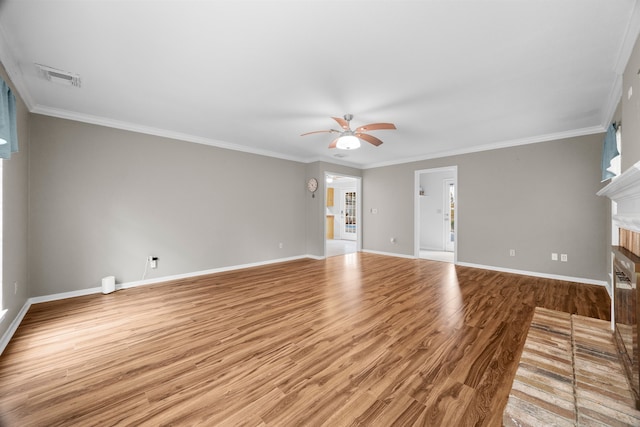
[0,253,610,426]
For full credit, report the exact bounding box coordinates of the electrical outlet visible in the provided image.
[278,242,283,249]
[150,256,158,269]
[14,281,17,295]
[509,249,516,257]
[551,253,558,261]
[561,254,568,262]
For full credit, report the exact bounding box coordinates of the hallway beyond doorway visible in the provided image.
[414,166,457,262]
[419,250,454,263]
[325,172,361,258]
[326,239,357,257]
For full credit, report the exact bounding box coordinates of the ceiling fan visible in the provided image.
[301,114,396,150]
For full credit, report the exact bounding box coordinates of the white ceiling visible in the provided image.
[0,1,638,168]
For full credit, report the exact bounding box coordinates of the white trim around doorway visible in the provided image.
[414,166,458,263]
[324,172,362,258]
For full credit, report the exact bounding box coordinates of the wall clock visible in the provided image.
[307,177,318,197]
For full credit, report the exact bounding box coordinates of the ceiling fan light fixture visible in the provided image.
[336,134,360,150]
[301,114,394,150]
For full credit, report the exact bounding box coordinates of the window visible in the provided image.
[602,123,621,182]
[0,159,4,320]
[607,125,622,178]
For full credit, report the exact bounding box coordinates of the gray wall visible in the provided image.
[0,63,29,340]
[363,134,609,282]
[29,115,308,296]
[362,163,415,254]
[623,32,640,171]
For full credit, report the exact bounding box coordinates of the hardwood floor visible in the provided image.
[0,253,610,426]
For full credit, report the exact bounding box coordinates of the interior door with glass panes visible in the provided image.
[444,179,455,252]
[340,188,357,241]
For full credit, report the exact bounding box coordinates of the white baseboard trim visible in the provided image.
[30,286,103,304]
[456,262,608,287]
[0,255,319,355]
[361,249,416,260]
[118,255,313,290]
[0,300,31,355]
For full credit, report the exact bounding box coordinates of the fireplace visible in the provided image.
[598,161,640,410]
[613,244,640,408]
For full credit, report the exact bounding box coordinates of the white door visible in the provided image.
[444,179,455,252]
[341,188,357,241]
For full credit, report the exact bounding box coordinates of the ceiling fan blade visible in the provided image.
[331,116,350,130]
[356,133,384,147]
[301,129,339,136]
[328,137,339,149]
[355,123,396,133]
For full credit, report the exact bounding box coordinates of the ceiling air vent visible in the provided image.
[35,63,81,88]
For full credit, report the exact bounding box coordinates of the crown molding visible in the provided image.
[303,155,363,168]
[32,105,310,164]
[361,125,605,169]
[30,104,371,169]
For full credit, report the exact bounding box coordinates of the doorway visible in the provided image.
[443,178,455,252]
[325,173,361,258]
[414,167,457,263]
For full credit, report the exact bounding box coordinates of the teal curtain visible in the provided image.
[0,78,18,159]
[601,123,618,182]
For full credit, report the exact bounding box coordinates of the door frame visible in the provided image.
[443,178,455,252]
[324,172,362,257]
[414,166,458,262]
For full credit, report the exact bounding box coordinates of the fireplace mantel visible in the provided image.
[597,160,640,233]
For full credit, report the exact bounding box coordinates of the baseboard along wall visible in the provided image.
[0,252,610,356]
